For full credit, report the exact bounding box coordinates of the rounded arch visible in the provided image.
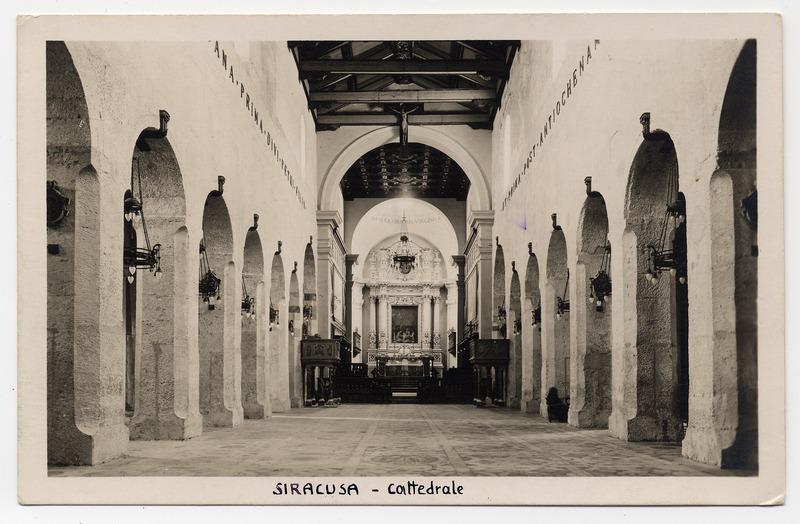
[523,250,543,414]
[350,198,458,281]
[493,240,507,339]
[303,241,318,337]
[241,228,267,419]
[198,193,240,428]
[347,196,465,252]
[128,114,202,438]
[545,228,570,410]
[508,264,523,408]
[705,39,758,469]
[268,247,290,412]
[319,126,491,211]
[573,192,612,428]
[47,40,110,463]
[288,265,301,408]
[622,129,688,442]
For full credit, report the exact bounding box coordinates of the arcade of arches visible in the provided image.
[46,39,758,475]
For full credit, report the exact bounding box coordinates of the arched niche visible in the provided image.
[620,130,688,442]
[523,250,543,414]
[288,265,302,408]
[508,264,523,409]
[241,228,268,419]
[702,39,758,469]
[492,241,507,339]
[198,193,242,428]
[269,248,290,412]
[572,191,612,428]
[544,228,570,414]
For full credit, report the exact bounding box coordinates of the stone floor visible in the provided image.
[49,404,750,477]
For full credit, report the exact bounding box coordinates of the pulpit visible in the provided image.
[458,334,509,407]
[300,336,350,406]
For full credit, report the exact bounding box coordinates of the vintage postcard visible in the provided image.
[17,12,784,505]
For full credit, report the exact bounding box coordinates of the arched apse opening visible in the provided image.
[493,240,507,339]
[319,126,491,215]
[269,247,290,412]
[508,264,523,409]
[544,228,570,416]
[522,249,543,414]
[288,264,302,408]
[572,191,612,428]
[198,193,242,428]
[241,228,268,419]
[302,241,318,338]
[703,39,758,469]
[620,130,688,442]
[46,41,130,463]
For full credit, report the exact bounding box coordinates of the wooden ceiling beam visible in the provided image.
[317,112,490,126]
[309,88,496,104]
[299,59,508,77]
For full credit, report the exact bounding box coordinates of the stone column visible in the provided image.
[344,254,359,341]
[445,283,458,367]
[382,294,391,347]
[351,283,364,362]
[316,211,343,339]
[433,296,441,348]
[452,256,466,344]
[368,291,377,348]
[421,292,431,349]
[465,211,494,340]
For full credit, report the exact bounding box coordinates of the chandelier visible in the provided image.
[589,241,612,312]
[123,157,162,283]
[241,276,255,319]
[198,238,221,309]
[497,304,507,338]
[269,303,280,331]
[556,269,570,320]
[641,112,687,285]
[531,302,542,330]
[390,212,417,275]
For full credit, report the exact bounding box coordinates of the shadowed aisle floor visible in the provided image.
[49,404,748,477]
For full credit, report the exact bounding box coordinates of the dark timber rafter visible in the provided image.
[288,40,519,130]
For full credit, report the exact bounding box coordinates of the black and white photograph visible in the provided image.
[13,10,787,508]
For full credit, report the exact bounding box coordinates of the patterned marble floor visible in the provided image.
[49,404,749,477]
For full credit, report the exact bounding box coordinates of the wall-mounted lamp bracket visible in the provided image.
[551,213,560,231]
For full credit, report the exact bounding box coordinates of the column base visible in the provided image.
[521,398,540,414]
[130,411,203,440]
[271,396,291,413]
[243,402,268,419]
[48,421,129,466]
[203,404,244,428]
[568,405,611,429]
[608,411,684,442]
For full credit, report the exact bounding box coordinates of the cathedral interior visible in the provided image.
[44,38,758,476]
